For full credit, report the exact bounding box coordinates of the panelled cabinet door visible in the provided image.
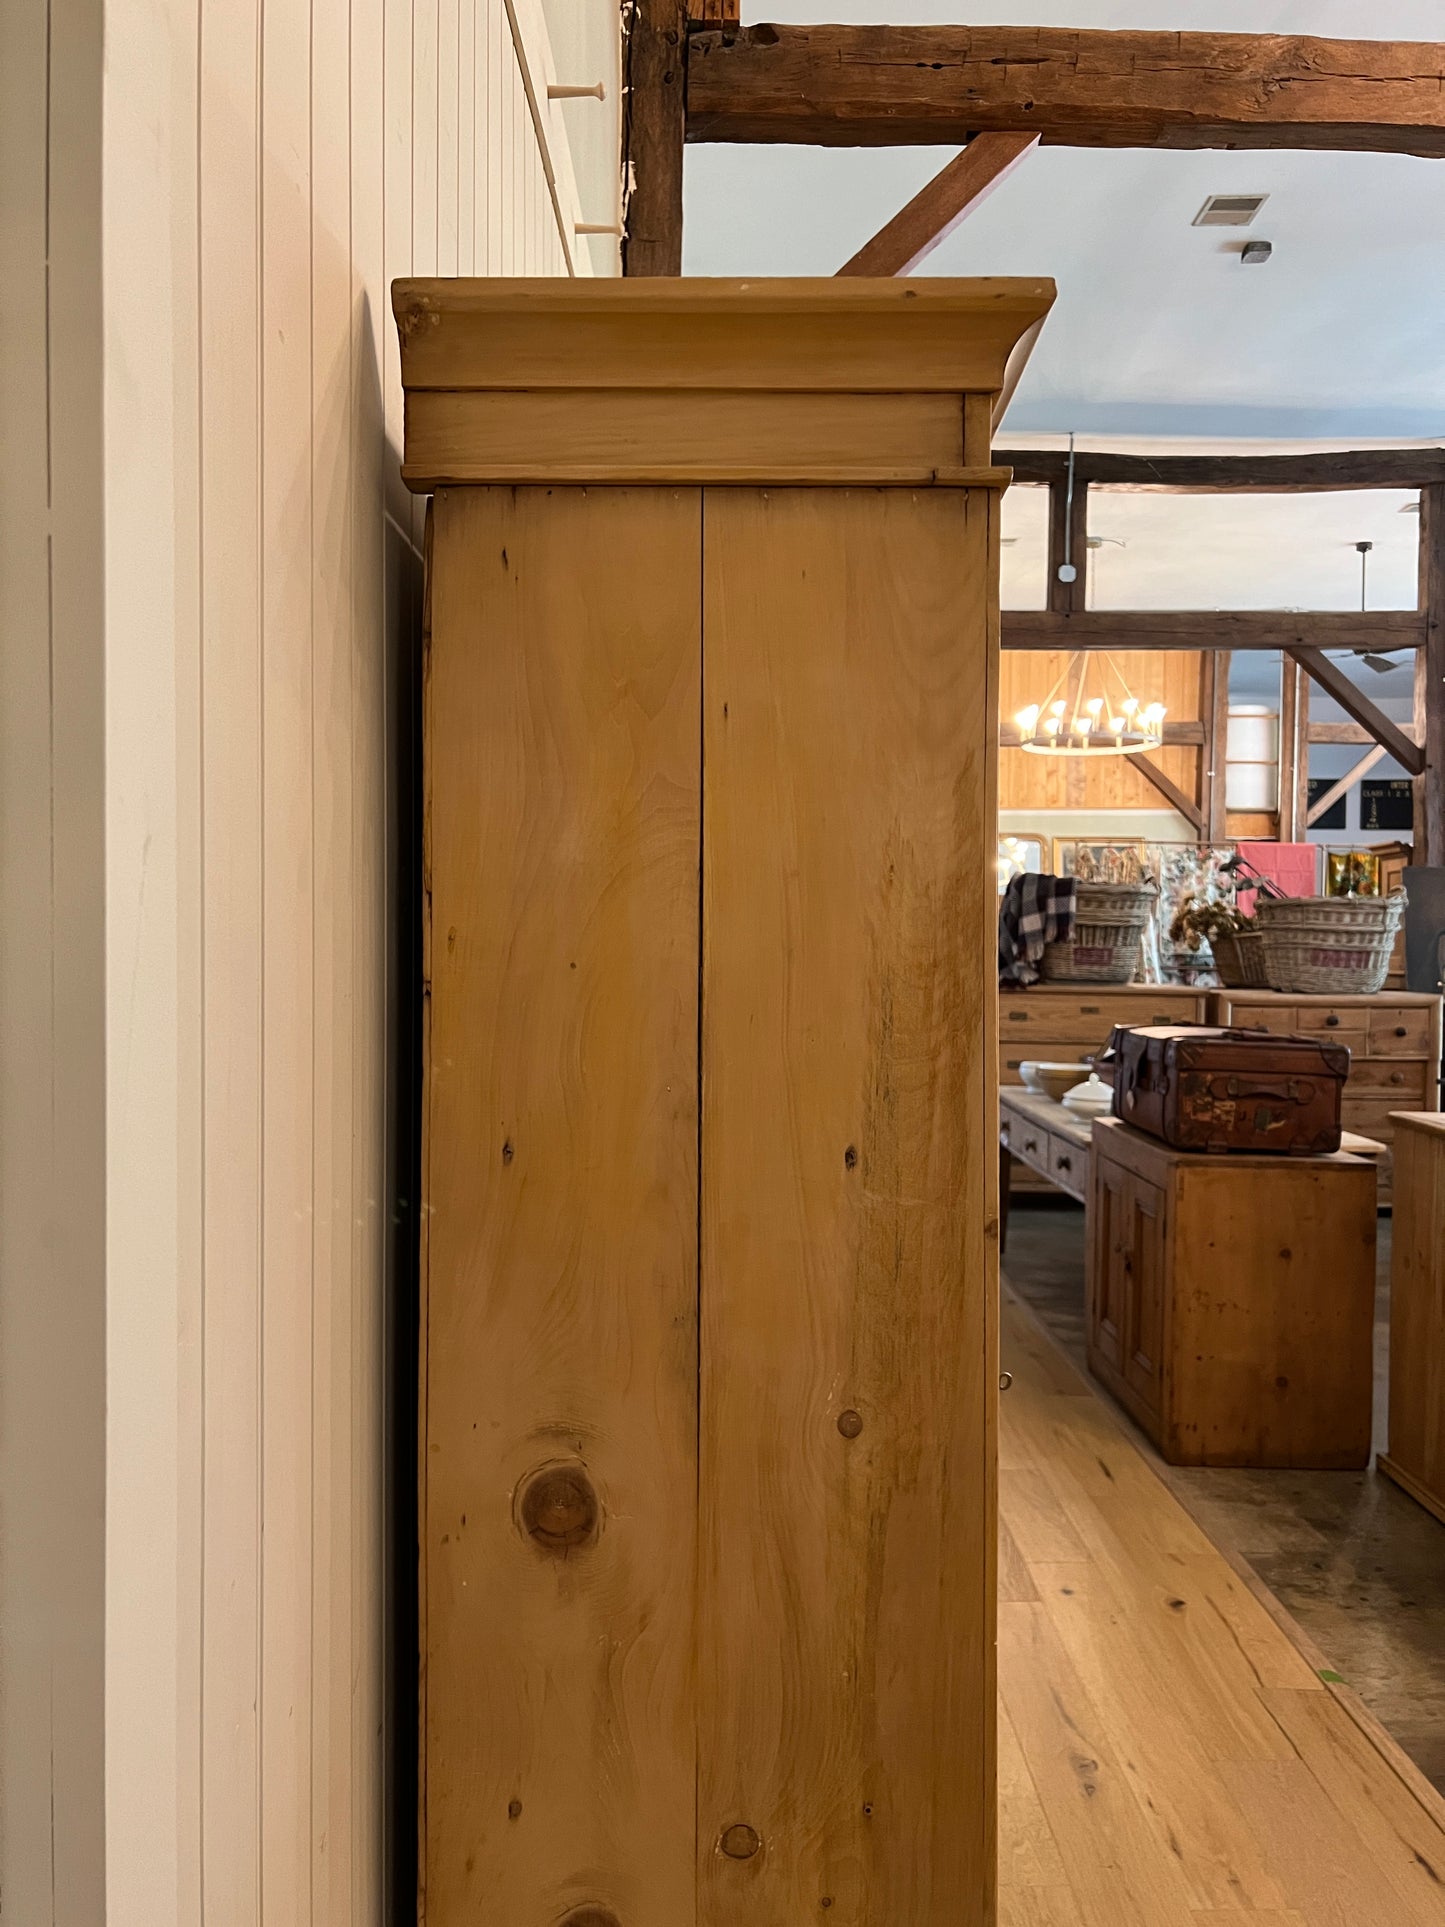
[1122,1173,1167,1415]
[1088,1153,1128,1379]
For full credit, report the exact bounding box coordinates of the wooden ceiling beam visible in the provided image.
[999,447,1445,493]
[1003,611,1426,653]
[1285,645,1425,775]
[1306,744,1389,828]
[1133,754,1205,830]
[686,24,1445,157]
[837,133,1038,277]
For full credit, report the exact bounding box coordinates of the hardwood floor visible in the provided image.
[998,1292,1445,1927]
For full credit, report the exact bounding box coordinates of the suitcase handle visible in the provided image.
[1214,1074,1315,1103]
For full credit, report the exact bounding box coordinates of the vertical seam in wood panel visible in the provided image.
[195,3,209,1912]
[695,485,705,1912]
[257,0,269,1910]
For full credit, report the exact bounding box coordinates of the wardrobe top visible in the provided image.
[391,275,1056,397]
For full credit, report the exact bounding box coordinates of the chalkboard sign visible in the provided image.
[1306,778,1347,830]
[1360,779,1413,832]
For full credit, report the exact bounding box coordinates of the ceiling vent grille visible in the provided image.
[1193,193,1268,227]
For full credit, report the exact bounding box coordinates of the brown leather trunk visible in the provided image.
[1111,1025,1349,1155]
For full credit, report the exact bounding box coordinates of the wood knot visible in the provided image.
[837,1410,863,1440]
[843,1144,858,1170]
[517,1462,599,1552]
[506,1798,522,1820]
[719,1823,761,1860]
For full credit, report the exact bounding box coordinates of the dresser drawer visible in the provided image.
[1000,994,1204,1046]
[1048,1136,1086,1194]
[1346,1059,1431,1100]
[1220,1002,1299,1037]
[1341,1097,1408,1142]
[1368,1008,1437,1057]
[1294,1004,1370,1039]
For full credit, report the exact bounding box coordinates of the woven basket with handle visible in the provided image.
[1209,927,1271,990]
[1254,892,1405,996]
[1040,881,1158,985]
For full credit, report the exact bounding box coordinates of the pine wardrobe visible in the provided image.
[395,276,1055,1927]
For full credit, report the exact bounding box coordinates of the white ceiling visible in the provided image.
[684,0,1445,440]
[683,2,1445,707]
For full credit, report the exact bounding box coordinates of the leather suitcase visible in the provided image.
[1111,1025,1349,1155]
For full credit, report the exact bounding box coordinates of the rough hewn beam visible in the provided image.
[1416,482,1445,861]
[1002,611,1427,653]
[687,25,1445,157]
[623,0,688,275]
[1308,721,1376,744]
[1285,646,1425,777]
[1000,446,1445,492]
[1306,744,1389,828]
[1134,754,1204,830]
[686,0,738,25]
[838,133,1037,276]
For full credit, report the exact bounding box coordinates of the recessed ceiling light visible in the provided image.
[1193,193,1269,228]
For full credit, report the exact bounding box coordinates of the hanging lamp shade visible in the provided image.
[1014,649,1165,756]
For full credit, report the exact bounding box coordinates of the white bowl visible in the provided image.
[1019,1061,1090,1103]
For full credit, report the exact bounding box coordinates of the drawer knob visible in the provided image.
[1056,1155,1072,1172]
[1024,1137,1039,1153]
[1395,1025,1408,1038]
[1326,1014,1340,1027]
[1390,1072,1405,1086]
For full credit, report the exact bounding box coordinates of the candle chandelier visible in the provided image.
[1014,649,1166,757]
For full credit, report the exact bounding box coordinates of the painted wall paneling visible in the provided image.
[0,0,619,1921]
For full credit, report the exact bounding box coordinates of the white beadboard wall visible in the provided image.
[0,0,615,1921]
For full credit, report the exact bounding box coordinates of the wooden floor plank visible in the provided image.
[999,1291,1445,1927]
[998,1603,1199,1927]
[998,1517,1040,1604]
[1030,1563,1293,1910]
[997,1700,1066,1891]
[1260,1688,1445,1914]
[1229,1758,1436,1927]
[998,1885,1088,1927]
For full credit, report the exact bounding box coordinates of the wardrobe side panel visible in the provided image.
[699,486,997,1924]
[424,485,702,1926]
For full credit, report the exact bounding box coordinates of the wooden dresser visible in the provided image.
[999,984,1209,1191]
[1379,1113,1445,1524]
[1207,989,1443,1196]
[1087,1118,1378,1467]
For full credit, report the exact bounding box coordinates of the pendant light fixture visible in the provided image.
[1014,648,1166,755]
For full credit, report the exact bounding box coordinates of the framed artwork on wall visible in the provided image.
[1052,838,1147,885]
[997,830,1048,891]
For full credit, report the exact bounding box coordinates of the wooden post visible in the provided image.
[1201,649,1231,841]
[1278,655,1309,842]
[1416,482,1445,863]
[1047,475,1087,614]
[623,0,688,275]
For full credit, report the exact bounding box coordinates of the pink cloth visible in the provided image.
[1236,842,1320,914]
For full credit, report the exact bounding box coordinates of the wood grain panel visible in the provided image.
[699,487,995,1921]
[1379,1117,1445,1524]
[425,486,701,1926]
[402,387,966,487]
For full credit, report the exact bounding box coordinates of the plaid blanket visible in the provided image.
[999,873,1076,987]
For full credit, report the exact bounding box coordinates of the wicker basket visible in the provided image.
[1210,927,1271,990]
[1041,881,1158,985]
[1254,892,1406,996]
